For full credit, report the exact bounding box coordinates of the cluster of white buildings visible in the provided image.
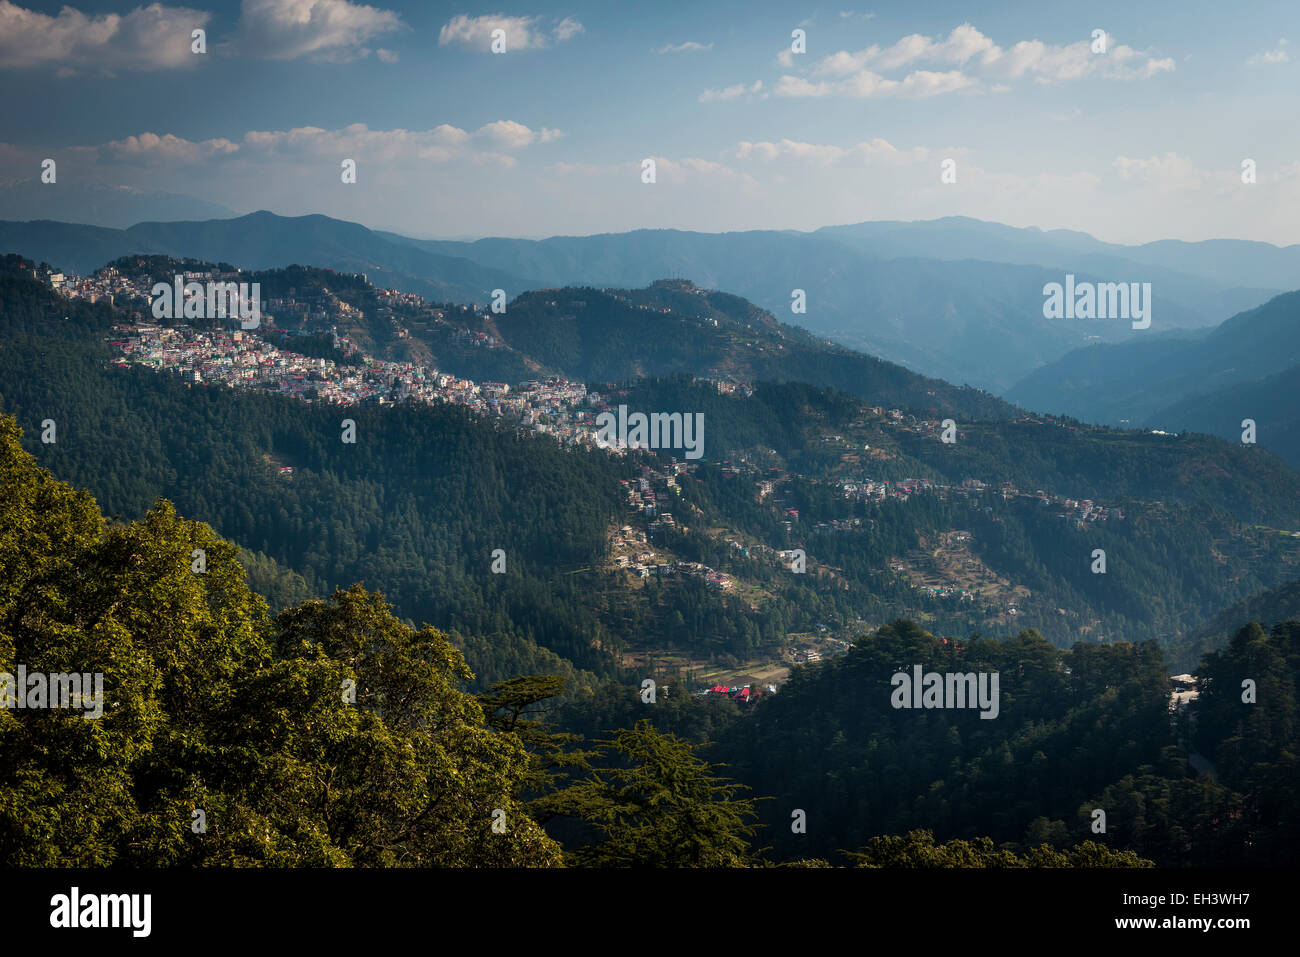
[105,321,602,430]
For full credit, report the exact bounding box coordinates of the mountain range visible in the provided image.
[1,211,1290,394]
[0,181,236,229]
[1008,291,1300,466]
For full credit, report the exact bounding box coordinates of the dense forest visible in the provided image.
[2,415,1297,866]
[482,280,1017,420]
[0,259,626,686]
[5,413,1294,868]
[723,617,1300,866]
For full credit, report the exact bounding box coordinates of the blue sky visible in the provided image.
[1,0,1298,243]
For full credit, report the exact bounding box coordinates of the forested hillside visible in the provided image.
[0,262,623,686]
[1,418,1164,867]
[8,408,1295,867]
[95,256,1015,421]
[721,618,1300,867]
[1168,578,1300,673]
[483,280,1015,418]
[608,375,1300,652]
[4,259,1300,686]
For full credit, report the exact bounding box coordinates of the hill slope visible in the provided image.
[1006,290,1300,434]
[1165,577,1300,673]
[1152,362,1300,469]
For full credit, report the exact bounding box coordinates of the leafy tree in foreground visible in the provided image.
[0,415,560,866]
[476,675,592,823]
[543,719,760,867]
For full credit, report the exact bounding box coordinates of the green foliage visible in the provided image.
[0,418,561,866]
[723,620,1175,861]
[1170,578,1300,676]
[477,675,593,820]
[543,720,760,867]
[846,830,1152,868]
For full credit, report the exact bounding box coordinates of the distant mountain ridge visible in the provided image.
[0,211,542,305]
[1006,290,1300,464]
[0,181,236,230]
[383,219,1281,392]
[1,211,1287,393]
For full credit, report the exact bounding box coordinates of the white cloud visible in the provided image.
[874,69,973,97]
[228,0,405,61]
[699,80,763,102]
[438,13,583,51]
[777,68,973,99]
[44,123,561,173]
[1112,153,1209,191]
[227,122,557,165]
[475,120,535,150]
[773,75,827,97]
[0,1,211,71]
[779,23,1174,99]
[1247,38,1288,64]
[475,120,563,149]
[100,132,240,163]
[651,156,754,187]
[553,16,583,42]
[814,23,994,75]
[655,40,712,54]
[984,35,1173,83]
[235,122,561,163]
[734,137,936,167]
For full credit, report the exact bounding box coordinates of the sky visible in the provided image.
[1,0,1298,244]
